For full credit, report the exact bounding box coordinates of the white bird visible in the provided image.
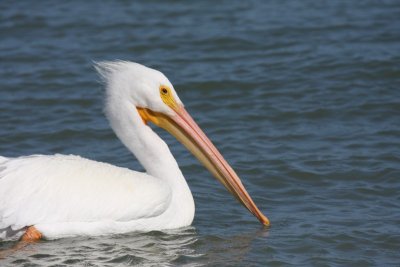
[0,61,269,242]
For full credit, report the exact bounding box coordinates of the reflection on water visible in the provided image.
[0,227,269,266]
[194,229,269,266]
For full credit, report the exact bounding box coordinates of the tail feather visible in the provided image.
[0,156,8,176]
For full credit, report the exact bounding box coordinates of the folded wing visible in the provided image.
[0,154,171,240]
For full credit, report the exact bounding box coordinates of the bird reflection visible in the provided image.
[0,227,269,266]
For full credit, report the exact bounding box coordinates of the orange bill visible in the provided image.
[137,105,270,226]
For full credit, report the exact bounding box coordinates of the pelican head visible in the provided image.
[95,61,270,226]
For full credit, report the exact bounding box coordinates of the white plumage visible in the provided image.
[0,61,269,241]
[0,155,184,240]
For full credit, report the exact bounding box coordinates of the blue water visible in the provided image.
[1,1,399,266]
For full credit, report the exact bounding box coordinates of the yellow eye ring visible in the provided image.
[159,85,179,111]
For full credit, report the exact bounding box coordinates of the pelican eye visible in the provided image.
[159,85,178,111]
[161,87,168,95]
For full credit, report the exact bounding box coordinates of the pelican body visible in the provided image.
[0,61,269,241]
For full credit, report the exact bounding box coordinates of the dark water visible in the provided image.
[1,0,399,266]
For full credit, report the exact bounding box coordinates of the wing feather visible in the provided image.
[0,154,171,238]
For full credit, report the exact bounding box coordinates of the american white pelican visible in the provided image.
[0,61,269,241]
